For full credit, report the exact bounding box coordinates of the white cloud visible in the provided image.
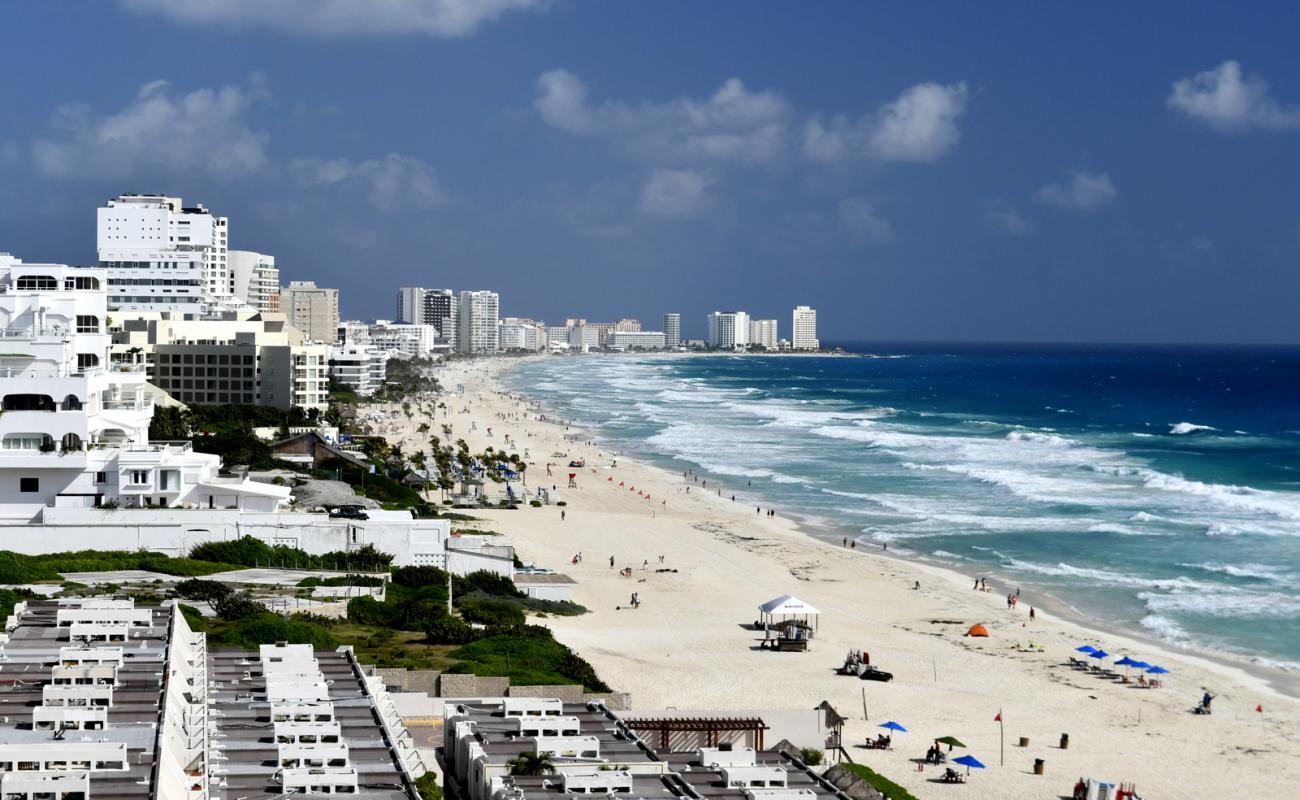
[31,77,270,180]
[1167,60,1300,132]
[535,69,791,164]
[290,154,444,212]
[1034,171,1117,212]
[838,198,893,243]
[638,169,713,218]
[120,0,543,38]
[804,81,968,163]
[986,206,1032,236]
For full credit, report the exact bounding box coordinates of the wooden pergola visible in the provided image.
[623,716,771,752]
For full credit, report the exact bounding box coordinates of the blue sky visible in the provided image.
[2,1,1300,343]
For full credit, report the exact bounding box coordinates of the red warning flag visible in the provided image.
[994,711,1002,722]
[1256,705,1263,713]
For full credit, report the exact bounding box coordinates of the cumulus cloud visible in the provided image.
[119,0,543,38]
[838,198,893,243]
[31,77,270,180]
[535,69,791,164]
[804,81,968,163]
[986,206,1032,236]
[638,169,713,218]
[290,154,444,212]
[1167,60,1300,132]
[1034,171,1116,212]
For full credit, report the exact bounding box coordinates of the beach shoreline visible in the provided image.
[498,353,1300,700]
[384,354,1300,799]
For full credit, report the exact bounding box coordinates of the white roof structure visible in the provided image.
[758,594,819,616]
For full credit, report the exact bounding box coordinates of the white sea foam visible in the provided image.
[1170,422,1217,435]
[1177,562,1289,582]
[1005,559,1208,590]
[1138,588,1300,619]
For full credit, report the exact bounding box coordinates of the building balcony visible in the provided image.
[0,449,87,469]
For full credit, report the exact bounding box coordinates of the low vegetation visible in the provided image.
[0,550,239,583]
[840,763,919,800]
[188,536,392,572]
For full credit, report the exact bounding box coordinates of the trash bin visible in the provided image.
[1060,733,1070,750]
[1018,736,1030,747]
[1033,758,1045,775]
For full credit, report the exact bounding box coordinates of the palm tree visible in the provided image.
[506,752,555,776]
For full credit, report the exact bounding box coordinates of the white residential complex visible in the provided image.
[499,317,546,351]
[328,340,389,396]
[228,250,281,312]
[280,280,340,343]
[706,310,750,349]
[0,254,290,511]
[457,290,500,353]
[663,312,681,348]
[96,193,236,316]
[792,305,819,350]
[749,318,778,350]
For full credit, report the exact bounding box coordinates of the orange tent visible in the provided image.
[967,624,990,637]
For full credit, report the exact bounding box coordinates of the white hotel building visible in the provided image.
[792,305,819,350]
[706,310,750,350]
[0,254,287,513]
[96,194,244,316]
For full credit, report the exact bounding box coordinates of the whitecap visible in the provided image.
[1170,422,1217,435]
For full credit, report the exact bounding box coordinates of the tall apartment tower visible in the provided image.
[749,318,778,350]
[396,287,457,347]
[396,287,425,324]
[792,305,819,350]
[706,311,750,349]
[280,280,340,343]
[96,193,235,315]
[663,313,681,348]
[456,290,499,353]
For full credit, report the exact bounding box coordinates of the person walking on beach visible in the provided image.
[1029,607,1036,622]
[610,556,615,569]
[561,509,566,521]
[973,578,979,590]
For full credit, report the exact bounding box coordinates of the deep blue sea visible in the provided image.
[506,345,1300,669]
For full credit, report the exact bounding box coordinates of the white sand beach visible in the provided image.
[378,356,1300,799]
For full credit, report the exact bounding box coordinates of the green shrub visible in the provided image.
[555,501,567,507]
[209,612,339,651]
[446,627,611,691]
[414,771,444,800]
[841,764,918,800]
[799,748,823,766]
[0,588,37,622]
[178,604,209,631]
[214,591,264,620]
[457,597,527,628]
[530,500,542,507]
[422,606,476,644]
[0,550,236,583]
[298,574,385,588]
[175,578,233,603]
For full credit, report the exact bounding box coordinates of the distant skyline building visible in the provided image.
[663,313,681,348]
[707,311,750,350]
[457,290,499,353]
[280,280,340,344]
[396,287,457,347]
[792,305,818,350]
[608,330,666,350]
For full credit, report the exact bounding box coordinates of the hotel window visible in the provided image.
[76,315,99,333]
[20,478,38,493]
[130,470,149,485]
[94,472,108,484]
[77,353,99,370]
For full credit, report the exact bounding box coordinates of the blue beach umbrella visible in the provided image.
[953,755,986,775]
[1114,656,1136,667]
[1075,645,1098,653]
[1146,665,1169,674]
[1130,661,1151,670]
[1089,649,1110,659]
[878,721,907,732]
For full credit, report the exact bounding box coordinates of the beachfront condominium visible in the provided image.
[396,286,458,347]
[749,318,778,350]
[228,250,281,312]
[792,305,819,350]
[707,310,750,350]
[280,280,340,343]
[457,290,500,353]
[96,193,236,315]
[608,330,667,350]
[663,313,681,348]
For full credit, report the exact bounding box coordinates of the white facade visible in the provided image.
[749,319,778,350]
[663,313,682,348]
[397,287,457,346]
[0,255,290,512]
[228,250,281,312]
[328,341,389,396]
[567,325,599,352]
[396,287,425,325]
[499,318,545,352]
[792,305,818,350]
[368,320,440,359]
[280,280,340,344]
[707,311,750,350]
[608,330,666,350]
[457,290,499,354]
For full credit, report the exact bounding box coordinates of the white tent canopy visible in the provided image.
[758,594,820,631]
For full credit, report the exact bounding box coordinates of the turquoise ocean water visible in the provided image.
[505,345,1300,670]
